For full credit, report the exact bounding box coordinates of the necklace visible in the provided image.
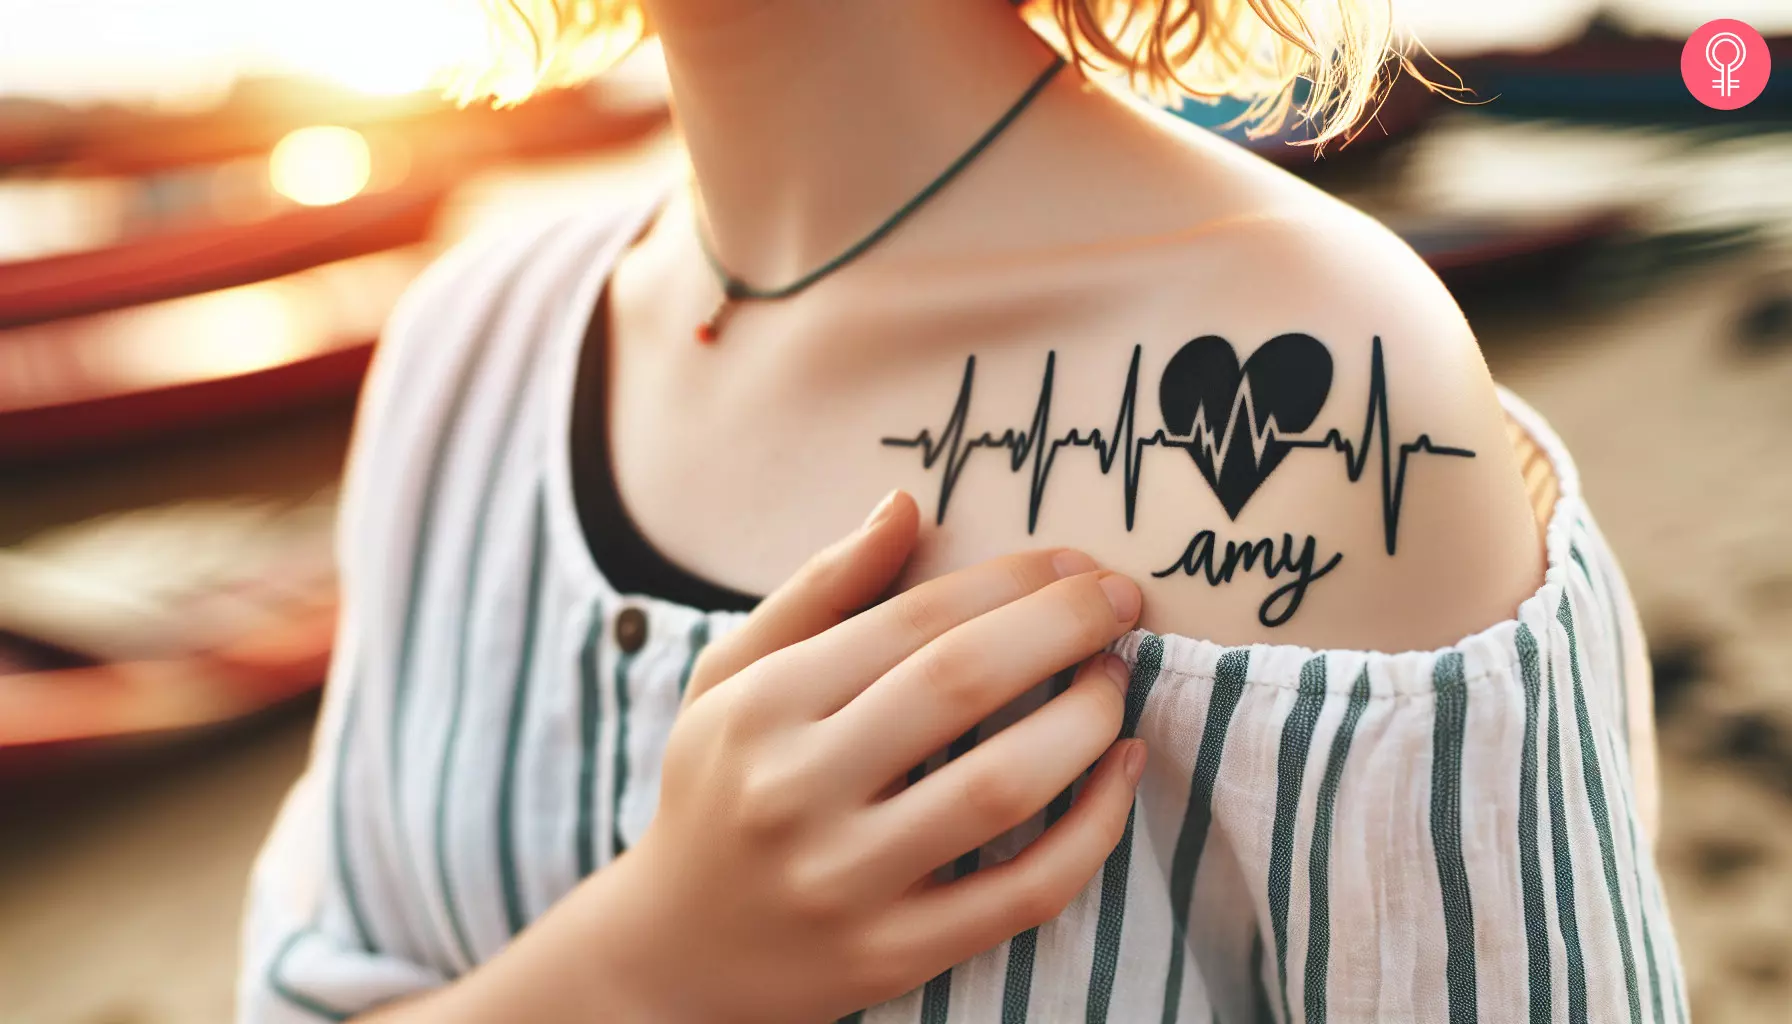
[691,55,1067,344]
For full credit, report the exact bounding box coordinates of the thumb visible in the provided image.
[682,489,920,705]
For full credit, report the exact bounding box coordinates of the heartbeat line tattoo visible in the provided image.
[879,344,1169,534]
[1280,337,1477,556]
[880,334,1477,627]
[880,335,1474,556]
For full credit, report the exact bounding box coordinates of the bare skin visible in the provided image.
[361,497,1149,1023]
[608,0,1545,652]
[355,0,1552,1019]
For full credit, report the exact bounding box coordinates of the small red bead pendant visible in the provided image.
[696,295,734,345]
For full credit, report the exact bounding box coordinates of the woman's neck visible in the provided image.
[643,0,1054,285]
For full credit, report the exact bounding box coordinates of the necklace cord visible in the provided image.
[694,55,1068,302]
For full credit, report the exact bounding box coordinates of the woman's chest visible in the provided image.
[597,306,1230,607]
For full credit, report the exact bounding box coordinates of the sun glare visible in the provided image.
[0,1,497,103]
[105,283,317,390]
[269,127,373,207]
[257,0,492,97]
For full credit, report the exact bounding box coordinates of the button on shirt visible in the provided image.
[614,606,648,653]
[237,198,1686,1024]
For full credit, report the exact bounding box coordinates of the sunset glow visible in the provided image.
[258,0,493,97]
[269,127,374,207]
[0,0,494,103]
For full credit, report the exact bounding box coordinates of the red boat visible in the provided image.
[0,75,670,772]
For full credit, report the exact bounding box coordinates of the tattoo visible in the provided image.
[881,334,1474,626]
[878,345,1159,534]
[1149,532,1343,628]
[1157,332,1332,521]
[1275,337,1478,557]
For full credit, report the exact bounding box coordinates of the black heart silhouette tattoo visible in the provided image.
[1158,333,1333,519]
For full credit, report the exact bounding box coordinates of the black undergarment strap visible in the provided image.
[569,285,762,613]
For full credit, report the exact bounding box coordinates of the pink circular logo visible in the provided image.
[1682,19,1771,110]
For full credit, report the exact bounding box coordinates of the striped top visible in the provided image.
[238,196,1686,1023]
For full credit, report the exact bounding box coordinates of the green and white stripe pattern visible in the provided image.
[238,203,1685,1023]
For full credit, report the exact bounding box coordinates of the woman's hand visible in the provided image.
[386,491,1144,1024]
[582,490,1146,1023]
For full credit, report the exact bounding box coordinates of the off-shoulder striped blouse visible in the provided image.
[238,195,1685,1024]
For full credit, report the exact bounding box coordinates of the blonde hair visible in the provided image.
[458,0,1408,148]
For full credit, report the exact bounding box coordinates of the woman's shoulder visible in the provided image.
[901,153,1549,653]
[1139,204,1546,648]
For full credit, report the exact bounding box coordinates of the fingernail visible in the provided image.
[1098,573,1141,623]
[1051,549,1097,578]
[1099,653,1130,694]
[861,490,899,531]
[1123,740,1147,785]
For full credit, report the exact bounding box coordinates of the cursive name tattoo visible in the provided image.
[881,332,1474,627]
[1150,531,1344,628]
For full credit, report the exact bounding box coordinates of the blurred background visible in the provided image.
[0,1,1788,1021]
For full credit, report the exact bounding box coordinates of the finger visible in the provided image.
[871,738,1146,975]
[769,547,1102,715]
[859,654,1129,890]
[683,489,918,703]
[826,570,1141,784]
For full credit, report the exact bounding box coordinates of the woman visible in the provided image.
[241,1,1684,1021]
